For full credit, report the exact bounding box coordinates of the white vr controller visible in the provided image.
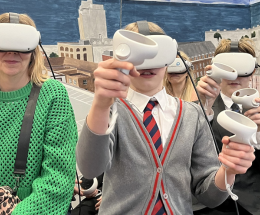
[217,110,257,146]
[80,177,98,195]
[212,53,256,77]
[167,58,192,73]
[206,62,238,84]
[232,88,259,109]
[113,29,178,75]
[0,23,40,52]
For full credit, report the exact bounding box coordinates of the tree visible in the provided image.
[251,31,256,38]
[214,32,222,41]
[49,52,59,58]
[245,35,249,38]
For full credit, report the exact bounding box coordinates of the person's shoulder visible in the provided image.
[41,79,68,96]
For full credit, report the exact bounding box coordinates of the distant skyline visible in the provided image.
[134,0,260,5]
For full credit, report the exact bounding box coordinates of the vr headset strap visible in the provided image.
[230,41,239,53]
[9,12,20,24]
[14,84,41,175]
[136,20,150,36]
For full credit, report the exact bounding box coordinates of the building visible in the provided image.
[178,41,215,79]
[58,0,113,63]
[44,57,97,92]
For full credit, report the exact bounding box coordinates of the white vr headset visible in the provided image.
[167,58,192,73]
[212,41,257,77]
[113,21,178,71]
[0,12,41,53]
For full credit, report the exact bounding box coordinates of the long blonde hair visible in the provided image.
[164,51,196,102]
[0,13,48,85]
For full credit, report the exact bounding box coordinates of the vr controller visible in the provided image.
[0,23,40,53]
[231,88,259,109]
[167,58,192,74]
[113,29,178,75]
[206,62,238,84]
[217,110,257,146]
[80,177,98,196]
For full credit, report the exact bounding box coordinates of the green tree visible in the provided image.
[214,32,222,41]
[49,52,59,58]
[245,35,249,38]
[251,31,256,38]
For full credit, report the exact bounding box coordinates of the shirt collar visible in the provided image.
[220,92,242,109]
[126,87,168,113]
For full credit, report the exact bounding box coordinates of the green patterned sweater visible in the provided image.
[0,79,78,214]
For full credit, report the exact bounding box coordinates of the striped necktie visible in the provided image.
[143,100,167,215]
[231,102,240,113]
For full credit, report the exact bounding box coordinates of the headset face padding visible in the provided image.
[212,53,256,77]
[135,35,178,70]
[0,23,40,52]
[167,58,191,73]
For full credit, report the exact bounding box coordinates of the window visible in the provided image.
[74,80,77,85]
[83,48,86,51]
[61,53,64,57]
[77,54,80,60]
[76,48,80,52]
[84,53,87,61]
[70,48,73,52]
[65,47,69,51]
[60,46,64,51]
[83,80,87,85]
[69,79,72,83]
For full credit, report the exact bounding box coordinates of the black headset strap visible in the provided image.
[9,12,19,24]
[14,84,41,175]
[230,41,239,52]
[136,20,150,35]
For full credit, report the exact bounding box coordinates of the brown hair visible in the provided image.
[124,21,165,34]
[214,38,256,57]
[0,13,48,85]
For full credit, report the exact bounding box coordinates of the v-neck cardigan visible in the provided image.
[76,98,229,215]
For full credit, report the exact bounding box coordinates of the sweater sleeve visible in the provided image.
[190,106,229,208]
[12,83,78,215]
[76,105,117,179]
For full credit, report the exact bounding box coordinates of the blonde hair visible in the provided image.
[0,13,48,85]
[214,38,256,57]
[164,51,195,102]
[124,21,165,34]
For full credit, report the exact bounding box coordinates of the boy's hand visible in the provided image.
[244,98,260,132]
[93,58,140,109]
[218,136,255,175]
[196,65,221,114]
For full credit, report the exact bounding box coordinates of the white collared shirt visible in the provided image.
[220,92,242,112]
[126,87,177,147]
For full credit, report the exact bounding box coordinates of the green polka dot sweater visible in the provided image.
[0,79,78,215]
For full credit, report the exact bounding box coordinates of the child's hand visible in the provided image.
[196,66,220,114]
[93,58,139,109]
[244,97,260,132]
[95,196,102,210]
[218,136,255,175]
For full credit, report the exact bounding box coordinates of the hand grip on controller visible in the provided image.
[80,177,98,196]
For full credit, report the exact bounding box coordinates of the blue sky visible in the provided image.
[134,0,260,5]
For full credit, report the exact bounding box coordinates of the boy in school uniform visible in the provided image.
[76,22,255,215]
